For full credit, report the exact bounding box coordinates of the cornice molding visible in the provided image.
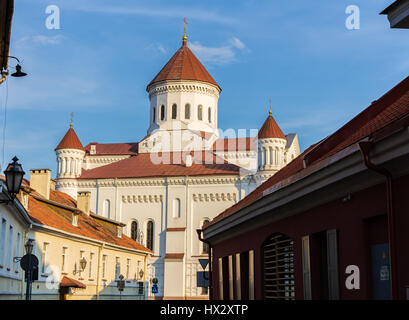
[148,81,219,99]
[192,192,237,202]
[122,194,163,204]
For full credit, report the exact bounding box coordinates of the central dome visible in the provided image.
[146,39,220,92]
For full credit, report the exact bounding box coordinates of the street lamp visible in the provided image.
[1,156,25,203]
[24,239,34,255]
[0,56,28,78]
[13,239,39,301]
[73,257,87,275]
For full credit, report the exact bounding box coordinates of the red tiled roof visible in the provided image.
[60,276,86,288]
[79,151,241,179]
[84,142,138,156]
[55,127,84,151]
[258,113,286,139]
[146,40,220,91]
[206,75,409,229]
[212,137,257,152]
[27,189,152,253]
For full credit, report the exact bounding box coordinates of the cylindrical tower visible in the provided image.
[145,34,221,138]
[55,123,85,198]
[257,110,287,173]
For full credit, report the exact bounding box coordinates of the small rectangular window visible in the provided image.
[115,257,121,280]
[62,247,68,272]
[126,258,131,279]
[14,232,21,271]
[7,225,13,270]
[89,252,94,279]
[0,218,6,266]
[42,243,49,274]
[102,255,107,279]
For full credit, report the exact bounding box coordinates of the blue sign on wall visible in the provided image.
[152,284,158,294]
[196,271,209,288]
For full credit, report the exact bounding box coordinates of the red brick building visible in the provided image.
[202,76,409,300]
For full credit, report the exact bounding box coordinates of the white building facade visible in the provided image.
[54,34,300,299]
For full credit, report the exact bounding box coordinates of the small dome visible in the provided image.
[258,111,286,140]
[55,126,84,151]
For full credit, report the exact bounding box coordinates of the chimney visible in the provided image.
[30,169,51,200]
[77,191,91,215]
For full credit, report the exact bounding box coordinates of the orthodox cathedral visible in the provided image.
[54,31,300,299]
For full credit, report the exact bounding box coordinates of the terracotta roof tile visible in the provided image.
[147,41,220,91]
[79,151,241,179]
[258,113,286,139]
[84,142,138,155]
[212,137,257,152]
[27,189,151,253]
[60,276,86,288]
[206,75,409,229]
[55,127,84,151]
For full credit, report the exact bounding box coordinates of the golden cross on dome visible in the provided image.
[269,98,272,116]
[183,17,188,44]
[70,112,74,128]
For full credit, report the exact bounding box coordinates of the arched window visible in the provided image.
[152,107,156,122]
[198,105,203,120]
[160,105,165,121]
[185,104,191,119]
[201,219,210,253]
[146,221,154,251]
[262,233,295,300]
[263,148,267,166]
[131,221,138,241]
[104,199,111,219]
[269,147,273,165]
[172,104,177,119]
[208,107,212,123]
[173,198,181,218]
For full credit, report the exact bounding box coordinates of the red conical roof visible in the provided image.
[55,125,84,151]
[146,39,220,91]
[258,111,286,139]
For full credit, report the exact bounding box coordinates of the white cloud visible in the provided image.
[230,37,246,50]
[189,38,247,66]
[16,35,65,47]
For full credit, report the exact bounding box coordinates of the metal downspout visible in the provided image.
[359,141,398,299]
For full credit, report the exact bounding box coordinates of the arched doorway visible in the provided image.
[262,233,295,300]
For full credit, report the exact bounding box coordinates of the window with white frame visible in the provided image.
[104,199,111,219]
[146,221,154,251]
[115,257,121,280]
[126,258,130,279]
[79,250,85,278]
[0,218,6,266]
[14,232,21,272]
[89,252,94,279]
[41,242,49,274]
[130,221,138,241]
[7,225,13,270]
[102,255,107,279]
[137,260,141,280]
[61,247,68,273]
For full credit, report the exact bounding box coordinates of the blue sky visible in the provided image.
[1,0,408,177]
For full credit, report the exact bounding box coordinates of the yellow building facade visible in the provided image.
[0,169,151,300]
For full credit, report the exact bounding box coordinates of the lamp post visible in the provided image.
[1,156,25,203]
